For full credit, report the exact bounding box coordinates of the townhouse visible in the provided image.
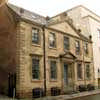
[0,4,94,98]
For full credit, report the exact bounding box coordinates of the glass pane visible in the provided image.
[49,33,56,47]
[50,61,57,79]
[32,28,39,44]
[64,37,69,50]
[76,41,80,54]
[77,64,82,79]
[32,58,40,79]
[64,63,68,84]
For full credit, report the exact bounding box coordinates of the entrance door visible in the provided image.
[64,63,68,85]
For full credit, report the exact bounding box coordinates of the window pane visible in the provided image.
[86,64,90,79]
[32,28,39,44]
[97,29,100,39]
[84,43,88,54]
[32,58,40,79]
[75,41,80,54]
[77,64,82,79]
[64,36,69,50]
[49,32,56,48]
[50,61,57,79]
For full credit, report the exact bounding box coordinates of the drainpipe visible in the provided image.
[82,40,86,87]
[42,25,46,96]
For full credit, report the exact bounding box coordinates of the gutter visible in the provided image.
[42,25,47,96]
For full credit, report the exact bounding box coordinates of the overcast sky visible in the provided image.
[8,0,100,17]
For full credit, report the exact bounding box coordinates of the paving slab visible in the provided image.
[0,89,100,100]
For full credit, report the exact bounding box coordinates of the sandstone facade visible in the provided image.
[0,4,95,98]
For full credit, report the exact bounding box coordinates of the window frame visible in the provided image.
[32,56,40,80]
[49,32,56,48]
[50,60,57,80]
[75,40,80,55]
[84,42,88,55]
[63,36,70,51]
[32,27,40,45]
[97,29,100,39]
[85,64,90,80]
[77,63,83,80]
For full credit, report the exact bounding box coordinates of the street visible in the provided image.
[0,93,100,100]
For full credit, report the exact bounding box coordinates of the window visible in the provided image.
[50,61,57,79]
[98,68,100,73]
[49,32,56,48]
[84,42,88,54]
[64,36,69,50]
[32,57,40,79]
[97,29,100,39]
[32,28,39,44]
[75,41,80,54]
[77,64,82,79]
[86,64,90,79]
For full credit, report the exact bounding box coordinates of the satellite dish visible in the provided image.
[0,0,8,7]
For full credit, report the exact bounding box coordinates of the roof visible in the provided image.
[6,3,91,42]
[7,3,46,25]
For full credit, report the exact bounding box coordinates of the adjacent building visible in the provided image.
[0,4,94,98]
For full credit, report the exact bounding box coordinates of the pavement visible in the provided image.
[0,89,100,100]
[35,89,100,100]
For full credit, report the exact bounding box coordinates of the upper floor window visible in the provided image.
[32,28,39,44]
[86,64,90,79]
[98,68,100,73]
[75,40,80,54]
[50,60,57,80]
[32,57,40,79]
[84,42,88,55]
[64,36,70,50]
[97,29,100,39]
[49,32,56,48]
[77,63,82,80]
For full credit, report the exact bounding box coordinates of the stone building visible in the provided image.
[52,5,100,88]
[0,4,94,98]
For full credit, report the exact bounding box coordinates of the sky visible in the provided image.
[8,0,100,17]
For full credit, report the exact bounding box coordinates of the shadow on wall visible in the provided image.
[0,5,17,96]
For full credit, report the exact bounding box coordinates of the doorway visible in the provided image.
[8,73,16,97]
[63,63,68,85]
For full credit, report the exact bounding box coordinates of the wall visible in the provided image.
[0,5,17,94]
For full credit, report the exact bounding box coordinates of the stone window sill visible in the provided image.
[49,47,57,50]
[32,44,41,47]
[50,79,57,82]
[31,79,42,82]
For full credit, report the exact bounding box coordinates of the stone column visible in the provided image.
[16,21,27,98]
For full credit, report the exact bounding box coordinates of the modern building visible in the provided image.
[51,5,100,88]
[0,4,94,98]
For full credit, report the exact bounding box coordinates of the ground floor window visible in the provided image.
[32,56,40,79]
[77,63,82,80]
[50,60,57,80]
[85,64,90,79]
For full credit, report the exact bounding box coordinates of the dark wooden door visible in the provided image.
[8,73,16,97]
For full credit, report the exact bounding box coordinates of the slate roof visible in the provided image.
[7,3,91,42]
[7,3,46,25]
